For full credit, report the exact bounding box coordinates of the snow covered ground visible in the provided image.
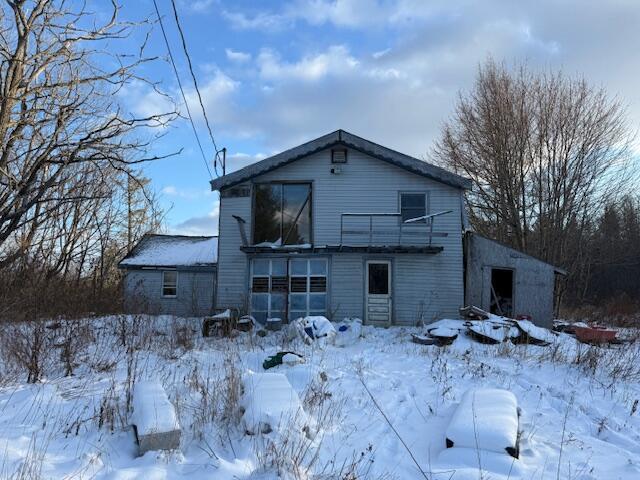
[0,315,639,479]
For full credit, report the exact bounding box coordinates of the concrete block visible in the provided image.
[134,426,181,456]
[130,380,181,455]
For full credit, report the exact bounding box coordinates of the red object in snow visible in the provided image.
[574,326,617,344]
[516,314,532,321]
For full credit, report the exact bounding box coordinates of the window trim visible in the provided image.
[249,257,328,323]
[251,181,314,246]
[250,258,289,322]
[161,270,178,298]
[288,258,328,321]
[398,191,429,224]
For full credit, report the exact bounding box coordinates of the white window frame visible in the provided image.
[288,258,328,321]
[249,258,328,323]
[250,258,288,322]
[161,270,178,298]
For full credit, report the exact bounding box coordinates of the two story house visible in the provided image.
[211,130,472,326]
[121,130,562,326]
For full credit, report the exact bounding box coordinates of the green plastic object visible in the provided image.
[262,351,302,370]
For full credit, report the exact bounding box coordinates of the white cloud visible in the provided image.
[189,0,216,13]
[222,0,464,31]
[171,203,219,236]
[225,48,251,63]
[222,10,289,31]
[161,185,178,196]
[194,0,640,158]
[119,80,176,126]
[182,69,238,128]
[161,185,212,199]
[257,46,359,82]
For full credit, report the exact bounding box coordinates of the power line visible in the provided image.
[152,0,213,180]
[169,0,222,176]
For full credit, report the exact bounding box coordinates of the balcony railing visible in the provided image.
[339,210,452,247]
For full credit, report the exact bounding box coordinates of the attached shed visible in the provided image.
[464,232,565,328]
[118,234,218,317]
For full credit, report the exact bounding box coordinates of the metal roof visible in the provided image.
[468,232,567,275]
[209,129,472,191]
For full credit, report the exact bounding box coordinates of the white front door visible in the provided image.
[366,260,392,325]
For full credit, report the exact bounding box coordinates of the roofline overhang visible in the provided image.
[467,231,567,275]
[210,129,472,191]
[118,264,217,271]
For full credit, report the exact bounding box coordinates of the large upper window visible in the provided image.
[400,192,427,223]
[253,183,311,245]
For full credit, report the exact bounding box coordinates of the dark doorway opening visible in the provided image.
[490,268,513,317]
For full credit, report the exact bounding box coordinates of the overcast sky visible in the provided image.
[122,0,640,236]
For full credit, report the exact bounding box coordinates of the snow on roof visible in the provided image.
[119,234,218,267]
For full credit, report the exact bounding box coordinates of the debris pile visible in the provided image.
[294,316,336,345]
[416,307,557,347]
[334,317,363,347]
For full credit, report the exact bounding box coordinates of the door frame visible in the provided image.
[365,259,392,325]
[482,265,516,316]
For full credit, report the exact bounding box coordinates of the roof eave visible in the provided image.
[210,129,472,191]
[118,263,217,270]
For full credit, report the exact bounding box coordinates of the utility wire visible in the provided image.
[169,0,222,177]
[152,0,213,179]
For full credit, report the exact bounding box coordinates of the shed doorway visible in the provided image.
[490,268,513,317]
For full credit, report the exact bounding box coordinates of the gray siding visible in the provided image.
[124,268,215,317]
[330,255,364,320]
[216,147,465,325]
[465,233,555,327]
[331,253,463,325]
[216,195,251,311]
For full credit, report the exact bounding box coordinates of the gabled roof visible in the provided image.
[468,232,567,275]
[119,234,218,268]
[209,129,472,191]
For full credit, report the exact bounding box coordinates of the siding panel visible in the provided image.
[216,195,251,310]
[464,233,555,327]
[124,269,215,317]
[216,147,465,324]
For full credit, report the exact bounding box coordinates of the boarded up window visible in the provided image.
[271,276,288,292]
[252,277,269,293]
[290,276,307,292]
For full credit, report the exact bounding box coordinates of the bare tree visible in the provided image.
[435,59,636,280]
[0,0,177,268]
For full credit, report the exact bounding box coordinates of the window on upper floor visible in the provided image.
[400,192,427,223]
[253,183,312,245]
